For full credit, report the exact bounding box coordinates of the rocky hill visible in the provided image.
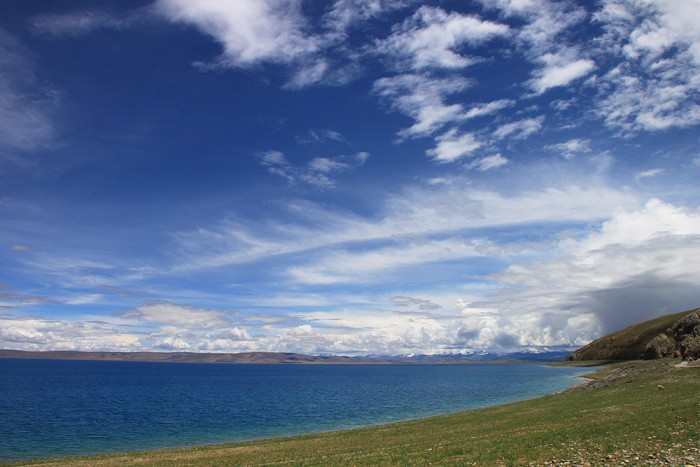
[568,307,700,362]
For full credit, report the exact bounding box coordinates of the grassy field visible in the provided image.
[4,359,699,466]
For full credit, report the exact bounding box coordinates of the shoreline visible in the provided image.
[4,359,698,465]
[0,363,590,464]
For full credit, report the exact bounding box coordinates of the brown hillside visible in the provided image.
[568,307,699,361]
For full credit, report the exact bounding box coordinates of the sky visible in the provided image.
[1,0,700,356]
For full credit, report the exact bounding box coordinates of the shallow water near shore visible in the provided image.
[0,359,589,462]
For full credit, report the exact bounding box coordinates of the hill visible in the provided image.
[0,349,573,364]
[0,350,361,364]
[567,307,700,361]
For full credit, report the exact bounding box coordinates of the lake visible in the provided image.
[0,359,590,461]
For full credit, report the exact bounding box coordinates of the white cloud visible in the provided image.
[0,315,142,351]
[123,302,233,329]
[0,29,54,154]
[323,0,416,34]
[594,0,700,131]
[216,326,253,341]
[373,74,471,138]
[467,154,509,171]
[480,0,594,95]
[493,116,544,140]
[547,138,591,159]
[297,129,348,144]
[157,0,318,67]
[308,157,350,174]
[426,129,482,163]
[530,55,596,94]
[172,181,640,275]
[287,237,499,285]
[486,199,700,336]
[30,10,141,37]
[635,168,665,181]
[256,150,365,188]
[11,194,691,355]
[376,6,509,71]
[463,99,515,120]
[156,0,329,87]
[391,295,442,311]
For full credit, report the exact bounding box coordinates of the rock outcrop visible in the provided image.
[667,311,700,360]
[568,308,700,362]
[642,333,677,359]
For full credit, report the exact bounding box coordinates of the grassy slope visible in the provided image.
[568,307,698,361]
[6,360,699,466]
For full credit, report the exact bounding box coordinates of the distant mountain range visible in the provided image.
[0,350,359,364]
[4,307,697,365]
[0,348,572,364]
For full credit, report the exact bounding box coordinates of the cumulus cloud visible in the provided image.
[156,0,318,67]
[155,0,338,88]
[487,199,700,337]
[0,315,142,351]
[9,197,693,354]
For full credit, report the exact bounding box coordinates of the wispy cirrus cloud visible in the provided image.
[467,154,509,171]
[123,301,235,329]
[257,150,368,189]
[547,138,591,160]
[635,168,665,181]
[493,116,544,140]
[0,29,55,156]
[373,74,472,139]
[375,6,508,71]
[323,0,417,34]
[30,9,144,37]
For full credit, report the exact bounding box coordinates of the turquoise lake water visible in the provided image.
[0,359,590,461]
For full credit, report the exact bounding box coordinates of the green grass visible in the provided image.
[4,360,699,466]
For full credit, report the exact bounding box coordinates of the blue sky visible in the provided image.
[2,0,700,355]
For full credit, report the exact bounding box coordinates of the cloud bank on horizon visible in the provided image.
[1,0,700,355]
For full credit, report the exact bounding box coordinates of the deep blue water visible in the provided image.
[0,359,590,461]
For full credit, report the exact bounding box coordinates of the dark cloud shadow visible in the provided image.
[577,273,700,335]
